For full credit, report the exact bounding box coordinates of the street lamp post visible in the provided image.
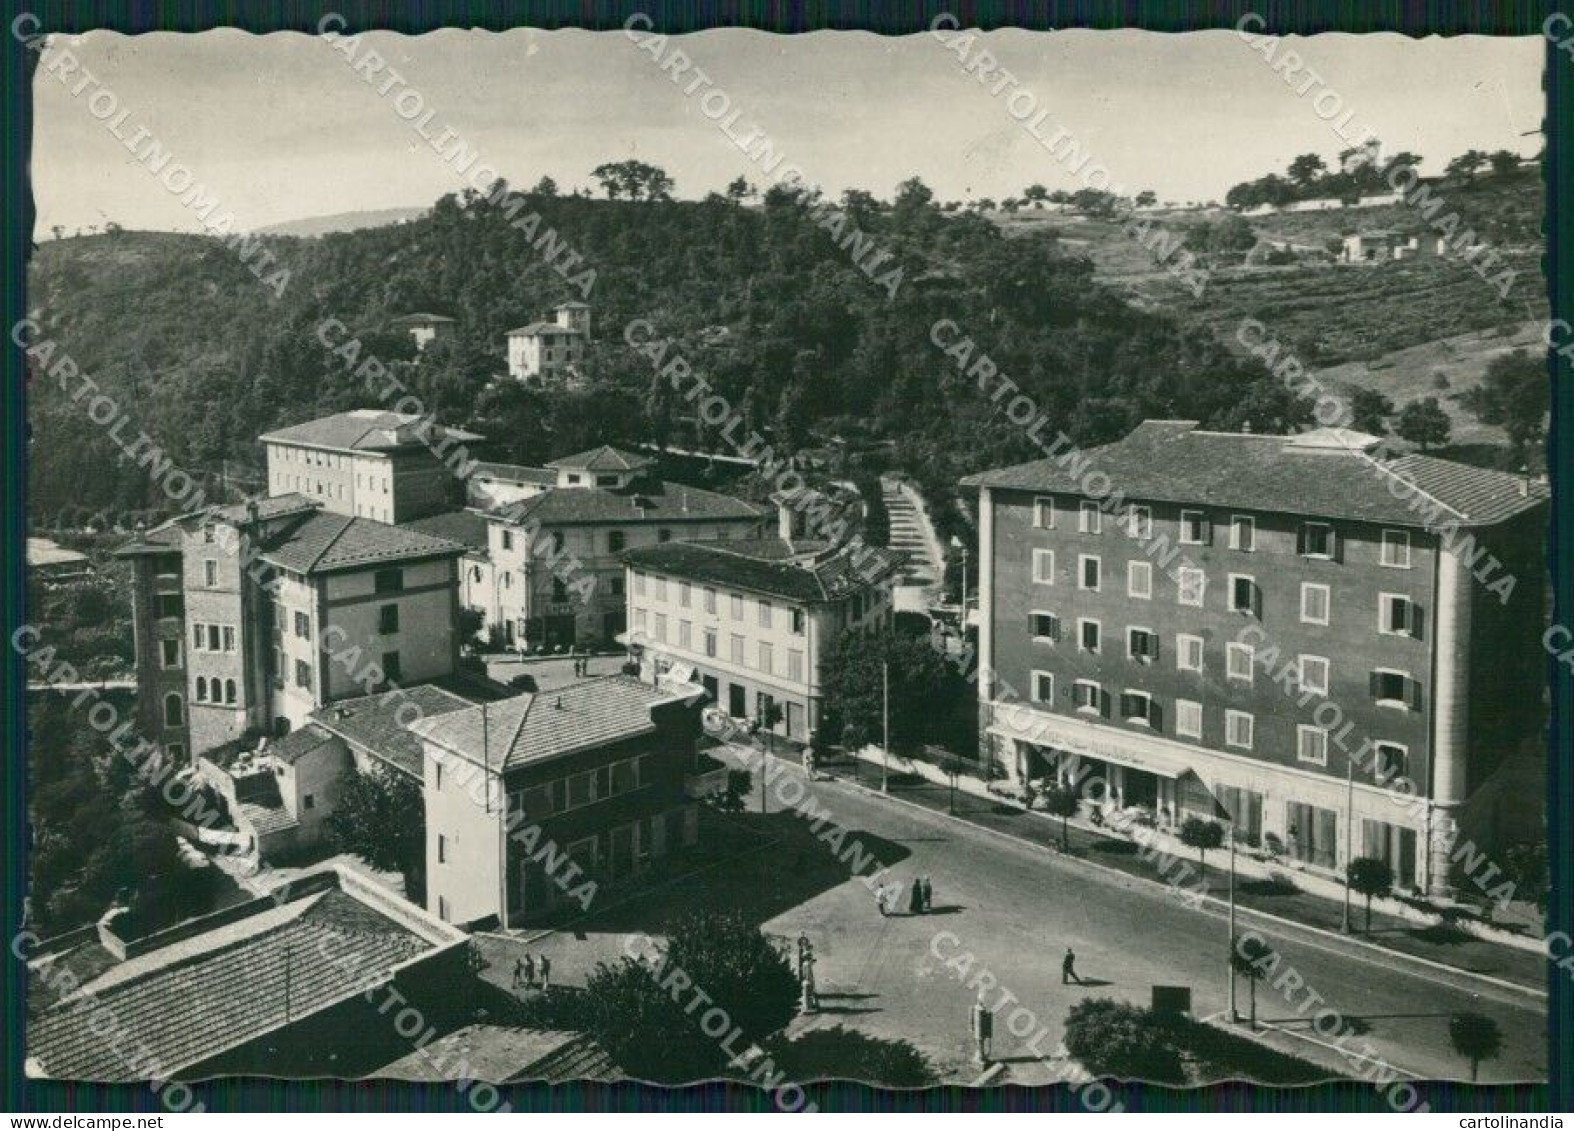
[881,661,890,794]
[1228,834,1238,1022]
[1341,756,1354,933]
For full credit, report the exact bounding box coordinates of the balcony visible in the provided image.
[684,751,730,800]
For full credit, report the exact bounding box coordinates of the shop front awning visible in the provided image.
[987,706,1196,780]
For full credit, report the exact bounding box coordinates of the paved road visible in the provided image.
[499,744,1547,1087]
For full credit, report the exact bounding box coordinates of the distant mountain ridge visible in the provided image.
[257,206,429,237]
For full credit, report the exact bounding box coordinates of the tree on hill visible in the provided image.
[532,175,559,197]
[1022,183,1049,205]
[591,159,675,201]
[1459,349,1548,464]
[1445,149,1489,182]
[1348,388,1396,434]
[1134,189,1157,208]
[726,175,755,201]
[1396,396,1452,451]
[1489,149,1520,176]
[1287,153,1326,187]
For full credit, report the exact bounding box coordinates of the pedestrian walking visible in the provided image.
[522,952,537,990]
[1062,947,1082,985]
[803,749,817,781]
[908,877,924,916]
[511,958,526,993]
[920,875,933,912]
[538,953,552,990]
[876,885,890,917]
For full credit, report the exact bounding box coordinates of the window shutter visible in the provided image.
[1199,516,1212,545]
[1050,615,1061,641]
[1369,670,1382,699]
[1406,601,1423,639]
[1406,677,1423,712]
[1148,698,1162,729]
[1296,526,1307,555]
[1330,529,1342,563]
[1119,692,1134,718]
[1251,582,1262,618]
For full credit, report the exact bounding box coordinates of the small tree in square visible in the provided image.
[1040,784,1079,851]
[1179,817,1225,873]
[1346,856,1394,933]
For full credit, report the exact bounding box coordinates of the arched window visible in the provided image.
[163,693,184,727]
[194,677,207,703]
[224,679,237,705]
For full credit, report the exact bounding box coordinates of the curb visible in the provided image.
[805,756,1547,1002]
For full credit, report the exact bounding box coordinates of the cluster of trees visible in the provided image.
[1224,144,1526,212]
[819,628,976,757]
[27,165,1313,526]
[325,765,427,902]
[25,572,135,679]
[27,696,220,936]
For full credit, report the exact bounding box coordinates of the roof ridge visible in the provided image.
[305,513,359,572]
[1361,451,1467,521]
[501,695,534,767]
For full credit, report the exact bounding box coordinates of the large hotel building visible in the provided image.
[963,420,1547,897]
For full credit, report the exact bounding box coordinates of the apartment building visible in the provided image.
[119,493,467,758]
[962,421,1547,897]
[260,408,484,524]
[480,446,767,651]
[620,537,909,743]
[412,676,707,927]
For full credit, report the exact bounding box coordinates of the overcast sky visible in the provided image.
[30,26,1543,236]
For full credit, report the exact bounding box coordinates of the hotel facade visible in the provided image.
[962,421,1547,898]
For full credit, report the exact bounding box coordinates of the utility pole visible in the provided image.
[1227,834,1237,1022]
[881,661,890,793]
[1341,756,1355,933]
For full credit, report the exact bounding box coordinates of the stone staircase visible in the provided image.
[881,476,943,588]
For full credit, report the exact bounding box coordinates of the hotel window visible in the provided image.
[223,678,238,706]
[632,609,646,632]
[295,660,312,690]
[208,625,221,652]
[1225,710,1254,750]
[374,567,404,594]
[293,611,310,639]
[680,582,692,608]
[1034,496,1056,528]
[611,575,625,598]
[1177,567,1205,607]
[501,529,515,551]
[1381,529,1411,568]
[1226,642,1254,683]
[608,530,626,553]
[1299,522,1337,560]
[653,613,667,643]
[1079,502,1102,534]
[653,576,667,601]
[1176,634,1204,673]
[379,604,400,634]
[788,649,805,681]
[157,593,184,619]
[551,531,565,552]
[633,571,645,596]
[1125,506,1152,539]
[704,587,717,614]
[704,628,717,658]
[167,743,185,762]
[1297,725,1329,766]
[1079,554,1100,591]
[1078,618,1101,653]
[1033,549,1056,585]
[659,529,673,543]
[1371,669,1418,710]
[1119,690,1156,727]
[1230,515,1255,552]
[1286,802,1338,870]
[758,641,774,674]
[1229,574,1259,617]
[160,639,181,668]
[1379,593,1420,638]
[163,693,184,727]
[1032,671,1054,704]
[731,634,745,664]
[758,600,773,629]
[1127,561,1152,599]
[204,559,219,587]
[791,608,806,635]
[1299,655,1330,696]
[1179,510,1209,545]
[383,652,402,683]
[222,626,236,653]
[193,623,205,652]
[730,593,745,620]
[1374,743,1408,783]
[552,579,569,602]
[1128,626,1159,663]
[1175,699,1203,739]
[1073,680,1104,715]
[679,621,692,649]
[1030,611,1061,641]
[195,677,208,703]
[1300,583,1330,626]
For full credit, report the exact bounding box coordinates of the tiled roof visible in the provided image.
[265,723,337,767]
[400,509,491,553]
[622,538,909,604]
[554,301,590,311]
[376,1026,617,1083]
[210,492,319,525]
[959,420,1549,528]
[313,684,475,780]
[409,676,674,773]
[260,512,465,575]
[495,481,765,527]
[28,885,437,1081]
[390,312,455,325]
[507,322,578,337]
[239,798,300,838]
[258,409,482,453]
[471,462,555,486]
[547,445,654,473]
